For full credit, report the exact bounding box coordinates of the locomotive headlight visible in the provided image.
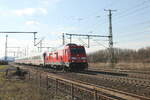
[81,57,87,60]
[83,60,86,62]
[71,57,77,60]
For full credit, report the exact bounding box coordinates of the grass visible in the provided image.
[0,65,69,100]
[0,65,10,70]
[0,79,51,100]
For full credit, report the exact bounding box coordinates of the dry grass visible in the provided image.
[0,66,69,100]
[0,72,51,100]
[89,62,150,70]
[0,65,10,70]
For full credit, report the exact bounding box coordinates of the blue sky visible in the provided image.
[0,0,150,57]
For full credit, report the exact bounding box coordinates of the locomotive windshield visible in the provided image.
[70,48,85,55]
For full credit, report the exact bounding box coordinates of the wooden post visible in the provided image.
[46,75,49,90]
[28,71,30,80]
[71,83,74,100]
[5,69,8,77]
[39,73,41,87]
[94,88,97,100]
[36,71,38,83]
[55,79,58,95]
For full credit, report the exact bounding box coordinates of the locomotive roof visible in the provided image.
[66,43,77,46]
[51,43,84,52]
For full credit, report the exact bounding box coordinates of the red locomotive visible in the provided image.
[44,43,88,71]
[15,43,88,71]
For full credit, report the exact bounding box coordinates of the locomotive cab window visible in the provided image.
[70,48,85,55]
[49,53,52,56]
[78,48,85,54]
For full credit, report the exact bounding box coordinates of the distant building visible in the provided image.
[0,56,15,62]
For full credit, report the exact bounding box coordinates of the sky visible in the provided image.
[0,0,150,57]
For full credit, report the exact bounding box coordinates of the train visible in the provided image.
[15,43,88,71]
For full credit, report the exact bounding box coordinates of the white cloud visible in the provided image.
[0,0,62,17]
[38,8,48,14]
[41,0,62,6]
[25,21,40,25]
[13,8,48,16]
[13,8,35,16]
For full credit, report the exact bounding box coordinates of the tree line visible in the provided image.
[87,47,150,63]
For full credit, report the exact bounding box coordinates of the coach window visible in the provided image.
[65,50,67,54]
[49,53,52,59]
[56,53,58,59]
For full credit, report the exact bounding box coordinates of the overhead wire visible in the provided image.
[111,0,150,26]
[108,0,150,42]
[92,39,108,48]
[113,0,149,19]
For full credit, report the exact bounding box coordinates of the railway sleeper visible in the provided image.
[100,75,150,88]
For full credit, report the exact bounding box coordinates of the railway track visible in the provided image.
[58,72,150,97]
[47,73,150,100]
[89,67,150,74]
[88,67,150,80]
[10,64,150,100]
[80,70,150,87]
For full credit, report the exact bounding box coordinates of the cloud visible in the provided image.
[13,8,48,16]
[41,0,62,6]
[13,0,61,16]
[0,0,62,17]
[0,8,47,17]
[38,8,48,14]
[13,8,35,16]
[25,21,40,25]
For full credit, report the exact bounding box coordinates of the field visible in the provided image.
[89,62,150,70]
[0,65,67,100]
